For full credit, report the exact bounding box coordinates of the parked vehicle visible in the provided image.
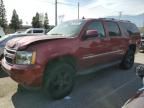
[122,65,144,108]
[0,26,5,37]
[17,28,46,35]
[1,18,141,99]
[139,33,144,52]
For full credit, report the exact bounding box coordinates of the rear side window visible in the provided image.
[33,30,44,33]
[106,22,121,37]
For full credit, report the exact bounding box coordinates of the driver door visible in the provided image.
[79,20,111,69]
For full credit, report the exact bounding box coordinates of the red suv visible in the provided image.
[2,18,140,99]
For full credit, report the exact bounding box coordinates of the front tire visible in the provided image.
[121,49,135,69]
[43,62,76,99]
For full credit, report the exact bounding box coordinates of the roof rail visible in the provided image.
[119,20,131,22]
[99,18,131,23]
[99,18,115,20]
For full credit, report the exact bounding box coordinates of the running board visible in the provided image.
[77,61,121,75]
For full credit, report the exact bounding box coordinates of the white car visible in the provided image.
[0,26,5,37]
[16,28,46,35]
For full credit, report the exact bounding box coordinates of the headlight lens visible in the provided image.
[16,51,36,64]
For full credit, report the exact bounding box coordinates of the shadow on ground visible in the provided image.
[11,63,142,108]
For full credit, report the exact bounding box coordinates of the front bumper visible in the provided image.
[1,58,44,87]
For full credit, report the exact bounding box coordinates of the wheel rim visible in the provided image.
[49,71,73,94]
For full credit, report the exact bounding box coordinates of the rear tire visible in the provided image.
[120,49,135,69]
[43,61,76,99]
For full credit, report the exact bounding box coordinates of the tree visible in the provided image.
[32,12,42,28]
[0,0,7,30]
[9,9,20,31]
[44,13,49,29]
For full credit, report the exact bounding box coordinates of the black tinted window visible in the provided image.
[127,23,139,35]
[87,21,105,38]
[107,22,121,37]
[122,22,139,36]
[33,30,44,33]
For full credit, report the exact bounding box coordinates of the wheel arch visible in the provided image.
[45,54,78,72]
[128,44,136,53]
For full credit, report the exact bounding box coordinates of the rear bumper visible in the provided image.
[1,58,44,87]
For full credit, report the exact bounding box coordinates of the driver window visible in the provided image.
[87,21,105,38]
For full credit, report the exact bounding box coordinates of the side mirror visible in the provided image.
[136,65,144,78]
[82,30,99,40]
[86,30,99,37]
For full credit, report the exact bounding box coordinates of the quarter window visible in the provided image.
[119,22,139,36]
[123,22,139,36]
[107,22,121,37]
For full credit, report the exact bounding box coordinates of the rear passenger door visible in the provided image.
[106,21,125,61]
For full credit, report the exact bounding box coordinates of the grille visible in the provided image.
[5,57,13,64]
[4,48,16,64]
[6,49,15,54]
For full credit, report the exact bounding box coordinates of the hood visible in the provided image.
[6,35,71,50]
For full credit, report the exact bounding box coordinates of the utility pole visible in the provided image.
[119,11,122,20]
[78,2,79,19]
[58,15,64,24]
[55,0,57,26]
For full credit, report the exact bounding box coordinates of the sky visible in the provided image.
[3,0,144,25]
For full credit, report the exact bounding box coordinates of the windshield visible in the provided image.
[47,20,85,37]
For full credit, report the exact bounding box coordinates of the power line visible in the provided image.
[35,0,77,6]
[34,0,54,5]
[57,2,76,6]
[35,0,80,25]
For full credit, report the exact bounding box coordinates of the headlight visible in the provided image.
[16,51,36,64]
